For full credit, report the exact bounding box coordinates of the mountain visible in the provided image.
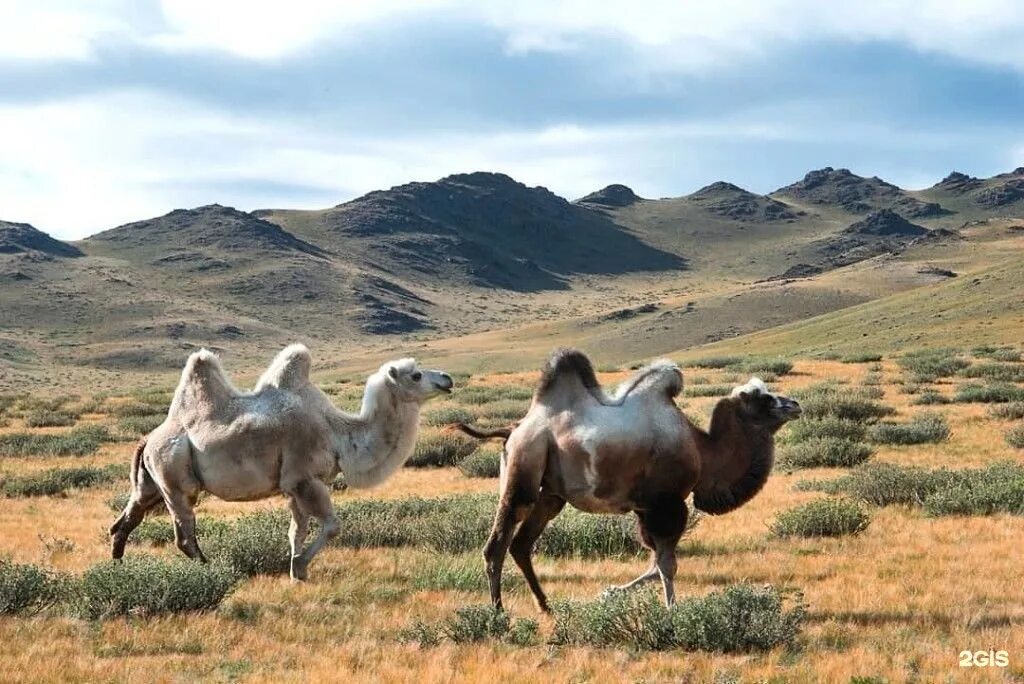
[261,172,684,292]
[773,167,950,218]
[686,182,800,222]
[576,184,643,208]
[0,220,83,258]
[1,166,1022,391]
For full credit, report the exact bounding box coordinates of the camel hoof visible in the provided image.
[290,557,308,581]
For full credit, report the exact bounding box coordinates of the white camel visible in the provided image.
[109,344,453,580]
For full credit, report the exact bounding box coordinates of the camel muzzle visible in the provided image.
[434,373,454,394]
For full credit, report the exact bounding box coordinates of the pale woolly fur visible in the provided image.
[731,376,770,397]
[611,359,682,400]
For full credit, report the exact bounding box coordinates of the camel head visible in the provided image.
[729,377,801,433]
[382,358,453,402]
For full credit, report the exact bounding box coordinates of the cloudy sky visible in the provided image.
[2,0,1023,239]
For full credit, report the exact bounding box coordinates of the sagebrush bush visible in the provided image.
[1005,425,1024,449]
[989,402,1024,420]
[551,585,804,652]
[954,383,1024,403]
[457,385,533,405]
[116,414,164,438]
[401,605,538,647]
[75,555,237,618]
[739,358,793,376]
[861,372,883,386]
[684,384,732,398]
[803,463,960,506]
[24,409,78,428]
[841,353,882,364]
[473,399,529,425]
[868,412,950,445]
[413,556,520,593]
[407,430,478,467]
[422,405,476,427]
[960,363,1024,382]
[912,390,950,405]
[897,349,970,380]
[782,417,867,444]
[203,511,292,577]
[688,356,742,369]
[110,400,166,417]
[129,516,229,547]
[779,438,874,469]
[0,559,65,614]
[988,349,1021,362]
[458,447,501,478]
[813,462,1024,516]
[1,464,125,497]
[0,424,113,457]
[770,498,870,537]
[792,383,894,422]
[923,462,1024,516]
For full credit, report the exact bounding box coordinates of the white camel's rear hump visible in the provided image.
[255,343,312,392]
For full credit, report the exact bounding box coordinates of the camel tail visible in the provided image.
[450,423,513,440]
[129,436,147,490]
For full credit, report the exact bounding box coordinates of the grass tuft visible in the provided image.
[779,438,874,469]
[0,424,114,457]
[1,464,126,497]
[458,447,501,478]
[770,498,870,537]
[407,431,478,468]
[989,402,1024,420]
[954,383,1024,403]
[1005,425,1024,449]
[841,353,882,364]
[867,412,950,445]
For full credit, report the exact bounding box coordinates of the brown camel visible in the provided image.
[109,344,453,580]
[456,348,801,611]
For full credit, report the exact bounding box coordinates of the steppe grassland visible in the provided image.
[0,351,1023,683]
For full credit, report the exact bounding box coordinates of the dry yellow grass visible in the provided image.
[1,358,1023,683]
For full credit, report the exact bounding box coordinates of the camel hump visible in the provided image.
[612,359,682,401]
[536,347,602,400]
[255,343,312,392]
[170,348,241,419]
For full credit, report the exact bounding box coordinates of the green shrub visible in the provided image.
[13,396,70,413]
[815,462,1024,516]
[779,438,874,469]
[740,358,793,376]
[117,414,164,438]
[990,402,1024,420]
[457,385,533,405]
[1006,425,1024,449]
[24,409,78,427]
[897,349,970,379]
[110,400,166,417]
[912,390,950,405]
[422,405,476,428]
[972,346,1021,362]
[0,559,65,614]
[861,373,883,386]
[770,498,870,537]
[203,511,291,577]
[407,431,477,467]
[684,384,733,398]
[793,383,893,422]
[539,509,646,558]
[805,463,960,506]
[400,605,538,647]
[473,399,529,424]
[75,555,237,618]
[1,464,126,497]
[0,424,114,457]
[671,584,806,652]
[841,353,882,364]
[129,517,229,547]
[923,463,1024,516]
[954,383,1024,403]
[688,356,742,369]
[783,417,867,444]
[868,412,950,445]
[960,363,1024,382]
[458,447,501,478]
[551,585,804,652]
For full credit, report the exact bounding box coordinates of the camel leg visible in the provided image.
[645,497,688,607]
[287,496,312,581]
[109,474,163,559]
[163,490,207,563]
[610,560,660,592]
[509,492,565,612]
[288,479,338,581]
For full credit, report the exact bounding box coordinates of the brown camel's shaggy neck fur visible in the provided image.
[690,397,777,515]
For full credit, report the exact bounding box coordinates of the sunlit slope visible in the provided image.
[675,253,1024,359]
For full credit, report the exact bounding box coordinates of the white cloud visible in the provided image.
[4,0,1024,71]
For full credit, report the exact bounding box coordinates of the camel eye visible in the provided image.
[411,371,422,382]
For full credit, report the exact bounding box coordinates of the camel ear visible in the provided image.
[388,366,398,380]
